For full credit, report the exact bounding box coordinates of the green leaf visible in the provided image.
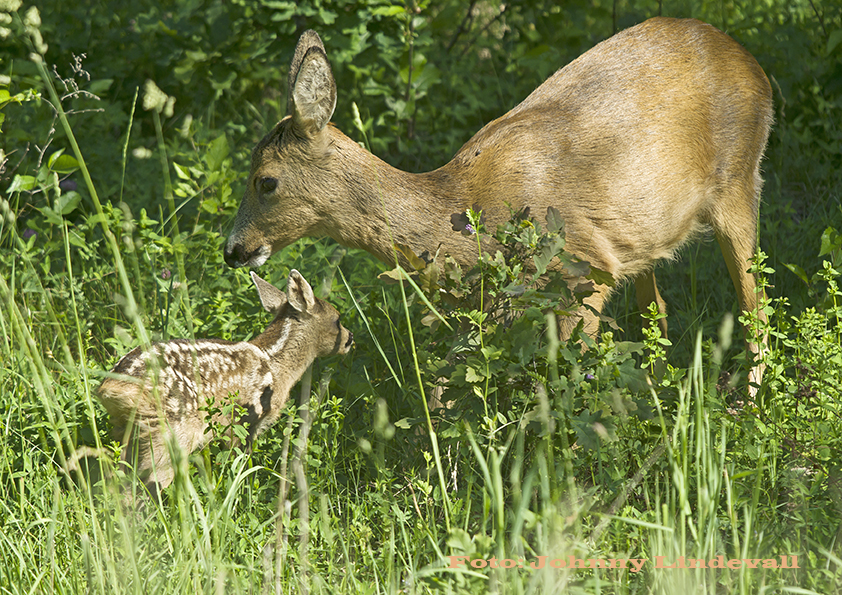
[0,88,38,109]
[261,0,295,9]
[560,257,591,278]
[784,262,809,285]
[545,206,564,233]
[49,154,80,174]
[67,231,88,249]
[445,528,475,553]
[173,162,191,180]
[201,197,220,213]
[371,6,405,17]
[393,418,412,430]
[47,149,65,167]
[7,175,37,193]
[86,213,108,227]
[819,227,841,257]
[56,191,81,215]
[465,366,484,383]
[40,206,64,226]
[534,247,553,276]
[88,79,114,95]
[480,346,503,361]
[571,409,616,450]
[587,266,615,287]
[502,281,526,296]
[204,135,229,171]
[318,6,337,24]
[534,234,567,275]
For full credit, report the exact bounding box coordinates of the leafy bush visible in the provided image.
[1,1,842,593]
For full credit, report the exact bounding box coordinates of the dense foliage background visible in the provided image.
[1,0,841,593]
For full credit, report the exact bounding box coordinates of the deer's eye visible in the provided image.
[259,177,278,195]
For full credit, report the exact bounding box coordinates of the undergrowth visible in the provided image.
[1,1,841,593]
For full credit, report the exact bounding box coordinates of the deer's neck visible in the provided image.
[326,134,477,265]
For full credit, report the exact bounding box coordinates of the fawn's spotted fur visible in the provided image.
[97,270,353,497]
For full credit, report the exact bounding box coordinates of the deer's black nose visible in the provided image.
[223,242,241,267]
[224,241,259,268]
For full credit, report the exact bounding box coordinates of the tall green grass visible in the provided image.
[2,5,842,594]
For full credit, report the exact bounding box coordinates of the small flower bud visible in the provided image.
[142,79,168,113]
[179,114,193,137]
[163,96,175,118]
[23,6,39,28]
[31,29,47,54]
[0,0,23,13]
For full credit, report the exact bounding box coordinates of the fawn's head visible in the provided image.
[250,270,353,358]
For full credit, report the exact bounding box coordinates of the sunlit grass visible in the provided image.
[1,3,841,594]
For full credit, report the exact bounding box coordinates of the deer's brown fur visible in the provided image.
[224,18,772,389]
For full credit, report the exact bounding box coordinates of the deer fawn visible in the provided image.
[224,18,772,390]
[97,270,353,497]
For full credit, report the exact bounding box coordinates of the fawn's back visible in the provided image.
[97,270,353,496]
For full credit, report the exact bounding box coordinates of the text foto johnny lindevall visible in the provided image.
[448,554,800,573]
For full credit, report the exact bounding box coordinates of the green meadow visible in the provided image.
[1,0,840,592]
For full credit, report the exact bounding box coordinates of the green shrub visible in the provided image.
[1,1,841,592]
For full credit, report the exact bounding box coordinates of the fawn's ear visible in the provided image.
[286,269,317,314]
[251,272,287,315]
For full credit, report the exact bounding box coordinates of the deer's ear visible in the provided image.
[251,272,287,315]
[286,269,317,313]
[288,31,336,138]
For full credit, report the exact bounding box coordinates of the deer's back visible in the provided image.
[448,17,772,278]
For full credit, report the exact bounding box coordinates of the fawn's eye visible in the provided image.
[259,177,278,194]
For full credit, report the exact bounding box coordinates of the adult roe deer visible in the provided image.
[224,18,772,389]
[97,270,354,497]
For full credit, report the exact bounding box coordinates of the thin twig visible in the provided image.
[445,0,477,54]
[806,0,828,39]
[458,4,508,60]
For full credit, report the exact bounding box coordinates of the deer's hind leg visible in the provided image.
[709,174,767,394]
[120,419,176,499]
[635,271,668,337]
